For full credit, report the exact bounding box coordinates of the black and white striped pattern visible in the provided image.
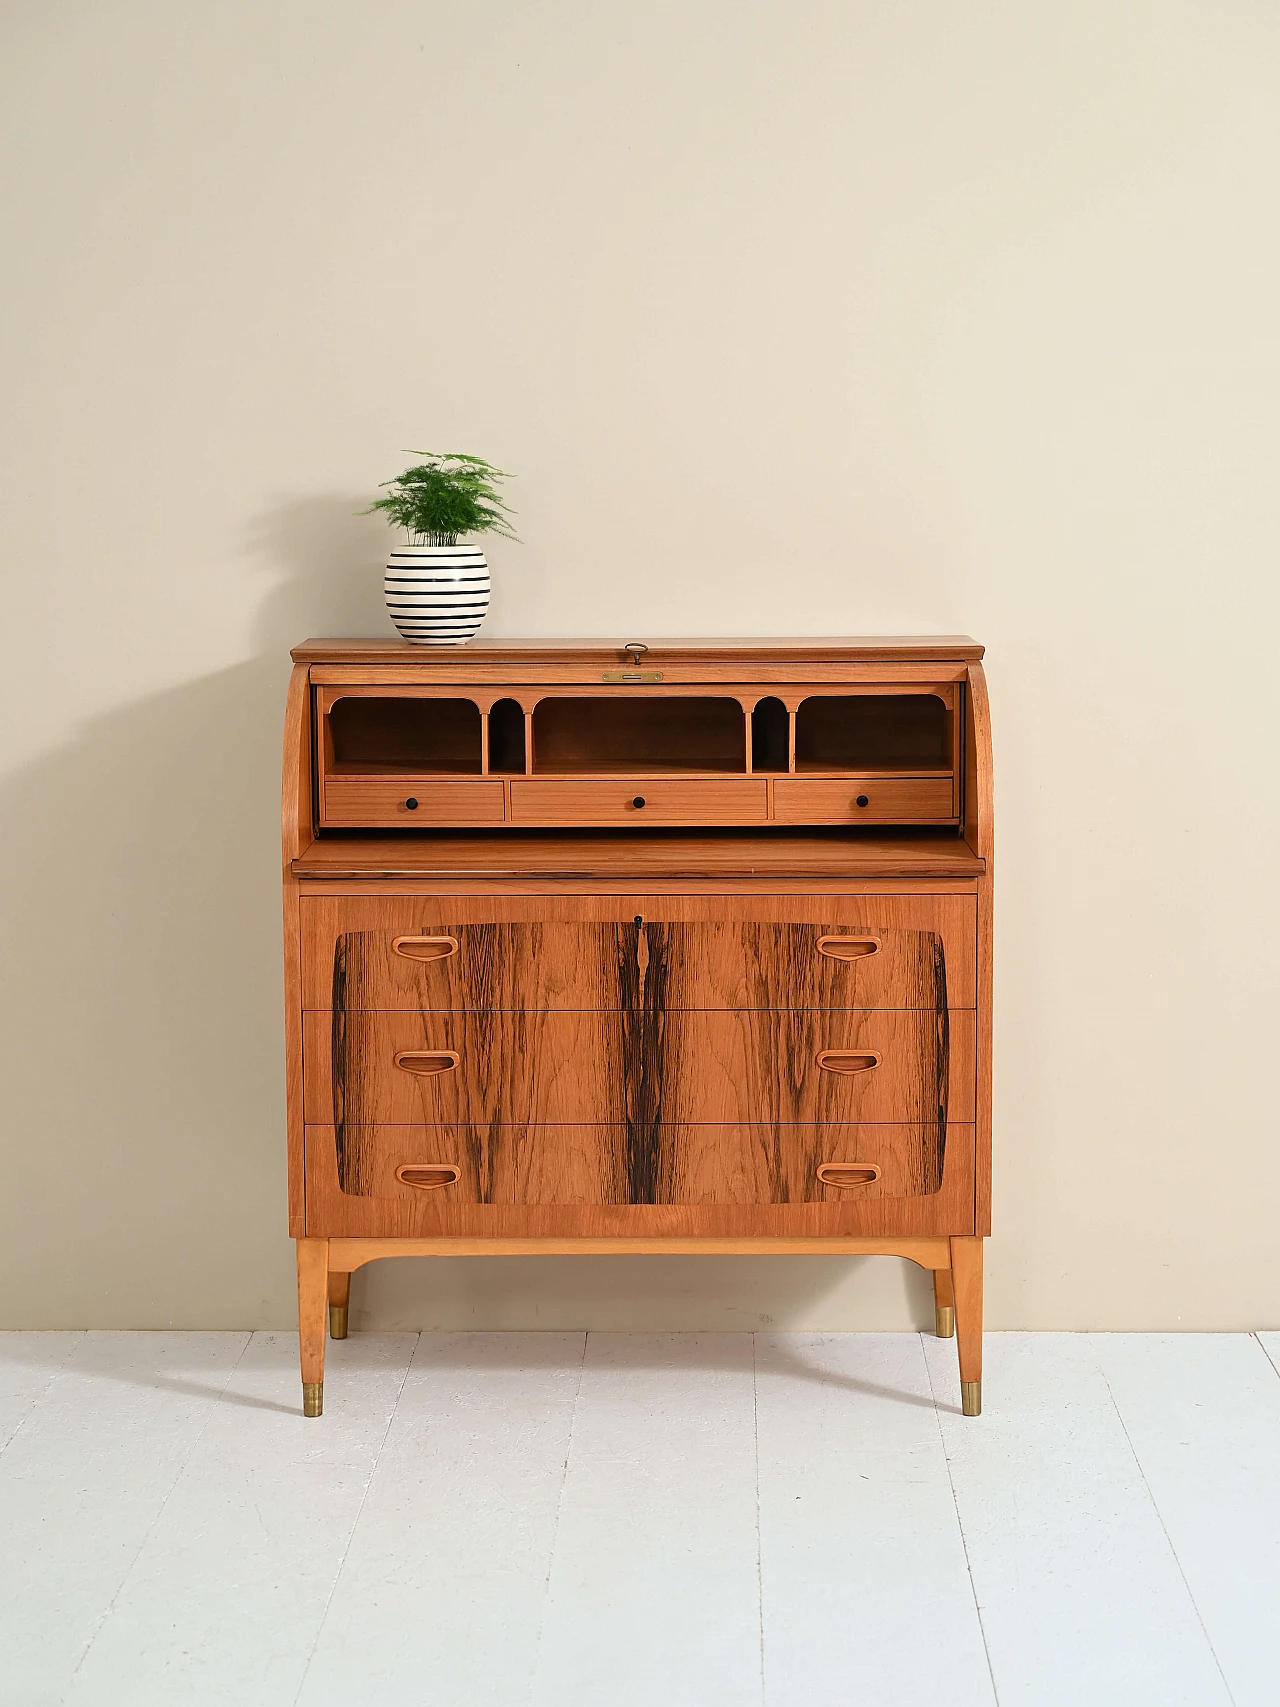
[384,544,491,644]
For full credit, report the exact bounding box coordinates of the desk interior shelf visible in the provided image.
[315,680,963,830]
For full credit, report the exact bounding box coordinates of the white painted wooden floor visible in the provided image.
[2,1332,1278,1706]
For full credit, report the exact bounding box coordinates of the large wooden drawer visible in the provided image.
[306,1121,975,1206]
[300,899,978,1010]
[773,776,956,823]
[318,921,623,1012]
[321,778,505,827]
[304,1008,974,1126]
[509,777,768,825]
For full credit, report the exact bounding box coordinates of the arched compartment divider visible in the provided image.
[750,696,790,772]
[487,697,527,774]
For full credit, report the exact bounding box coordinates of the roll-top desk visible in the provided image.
[282,638,992,1416]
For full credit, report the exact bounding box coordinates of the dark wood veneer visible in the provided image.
[283,638,992,1418]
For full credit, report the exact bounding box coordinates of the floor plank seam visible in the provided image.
[1097,1363,1238,1706]
[921,1332,1001,1706]
[64,1330,254,1692]
[1253,1332,1280,1382]
[527,1329,588,1706]
[290,1329,420,1707]
[0,1331,87,1463]
[751,1333,766,1707]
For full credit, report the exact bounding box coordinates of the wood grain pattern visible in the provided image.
[305,1007,972,1187]
[282,639,992,1408]
[654,917,967,1011]
[963,663,993,862]
[625,1120,970,1205]
[295,1237,328,1398]
[967,663,994,1236]
[292,832,985,881]
[312,662,974,686]
[530,692,749,772]
[951,1233,984,1389]
[303,1126,976,1234]
[510,777,769,825]
[327,1235,954,1265]
[321,778,505,826]
[307,911,970,1207]
[321,920,623,1012]
[293,637,986,663]
[300,899,977,1010]
[312,1010,622,1126]
[773,776,956,823]
[654,1009,974,1124]
[281,663,312,1236]
[303,1119,971,1208]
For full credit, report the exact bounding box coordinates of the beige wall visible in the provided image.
[2,1,1278,1331]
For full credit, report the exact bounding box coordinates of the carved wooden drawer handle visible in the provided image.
[393,1050,461,1076]
[391,935,460,962]
[816,935,881,962]
[816,1163,882,1189]
[815,1050,881,1074]
[396,1164,461,1190]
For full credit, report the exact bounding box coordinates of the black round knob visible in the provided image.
[405,797,419,810]
[855,794,869,808]
[633,796,646,808]
[634,915,643,925]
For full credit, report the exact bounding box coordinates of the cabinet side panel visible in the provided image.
[966,664,993,1235]
[976,878,993,1234]
[281,663,311,1234]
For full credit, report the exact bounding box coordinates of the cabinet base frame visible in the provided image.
[295,1233,984,1419]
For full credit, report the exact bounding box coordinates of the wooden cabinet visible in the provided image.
[283,638,992,1419]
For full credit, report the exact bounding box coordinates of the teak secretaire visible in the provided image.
[282,638,992,1416]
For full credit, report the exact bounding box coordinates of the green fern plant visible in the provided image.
[363,452,517,545]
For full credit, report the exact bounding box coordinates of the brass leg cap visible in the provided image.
[302,1381,324,1418]
[961,1380,982,1417]
[329,1303,348,1340]
[935,1304,955,1338]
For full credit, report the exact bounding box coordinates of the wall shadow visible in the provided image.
[0,492,934,1332]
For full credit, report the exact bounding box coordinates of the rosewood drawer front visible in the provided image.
[663,1009,974,1126]
[304,1122,975,1210]
[309,1009,620,1127]
[317,921,628,1012]
[304,1008,974,1127]
[509,778,768,825]
[300,903,977,1010]
[321,778,506,827]
[773,776,956,823]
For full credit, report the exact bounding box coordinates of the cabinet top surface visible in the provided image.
[292,636,984,664]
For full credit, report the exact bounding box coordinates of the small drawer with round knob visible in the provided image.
[320,779,506,827]
[509,778,768,825]
[773,776,956,824]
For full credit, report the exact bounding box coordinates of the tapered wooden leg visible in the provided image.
[296,1238,329,1417]
[327,1270,350,1340]
[933,1268,955,1337]
[949,1236,983,1416]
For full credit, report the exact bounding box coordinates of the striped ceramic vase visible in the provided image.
[383,543,491,644]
